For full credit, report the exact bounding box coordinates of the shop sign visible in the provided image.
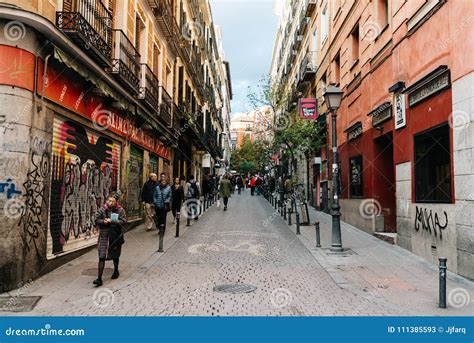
[369,102,392,127]
[394,92,407,130]
[37,56,171,160]
[299,98,318,120]
[202,153,211,168]
[346,122,363,141]
[407,68,450,107]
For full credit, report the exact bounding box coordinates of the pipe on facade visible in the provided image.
[38,52,52,113]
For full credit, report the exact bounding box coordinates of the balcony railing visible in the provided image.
[56,0,112,67]
[304,0,317,17]
[159,87,173,127]
[300,51,318,81]
[139,64,159,112]
[298,13,310,35]
[156,0,180,54]
[110,30,141,94]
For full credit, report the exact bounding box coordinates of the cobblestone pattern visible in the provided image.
[3,193,417,316]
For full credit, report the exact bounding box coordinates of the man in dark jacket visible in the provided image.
[141,173,157,231]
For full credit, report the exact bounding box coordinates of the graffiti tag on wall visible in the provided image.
[415,206,448,239]
[48,118,120,258]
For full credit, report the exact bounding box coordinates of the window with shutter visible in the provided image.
[63,0,74,12]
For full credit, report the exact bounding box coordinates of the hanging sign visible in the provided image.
[299,98,318,120]
[394,92,406,130]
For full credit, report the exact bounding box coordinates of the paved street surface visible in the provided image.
[1,191,473,316]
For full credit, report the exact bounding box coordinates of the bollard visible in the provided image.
[283,203,287,220]
[315,221,321,247]
[288,206,292,225]
[175,212,180,237]
[296,212,301,235]
[439,257,447,308]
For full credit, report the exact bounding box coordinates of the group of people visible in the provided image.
[91,171,289,287]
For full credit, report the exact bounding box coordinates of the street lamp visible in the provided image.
[323,84,344,252]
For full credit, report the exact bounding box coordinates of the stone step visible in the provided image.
[373,232,397,245]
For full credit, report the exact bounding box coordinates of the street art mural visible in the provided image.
[47,117,120,258]
[125,146,143,221]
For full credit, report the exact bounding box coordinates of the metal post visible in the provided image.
[296,212,300,235]
[287,205,292,225]
[439,257,447,308]
[330,111,343,252]
[283,203,287,220]
[175,212,180,237]
[186,205,191,226]
[315,221,321,247]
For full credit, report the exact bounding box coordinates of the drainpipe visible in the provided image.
[38,52,53,113]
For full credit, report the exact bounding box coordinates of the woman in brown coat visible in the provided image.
[94,194,127,287]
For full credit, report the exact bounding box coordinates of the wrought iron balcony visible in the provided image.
[110,30,141,94]
[300,51,317,81]
[159,87,173,128]
[303,0,317,17]
[155,0,180,54]
[138,64,160,112]
[298,13,310,35]
[56,0,112,67]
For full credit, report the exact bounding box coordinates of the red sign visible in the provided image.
[299,98,318,120]
[37,58,171,160]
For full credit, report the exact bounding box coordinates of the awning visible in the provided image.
[52,46,135,113]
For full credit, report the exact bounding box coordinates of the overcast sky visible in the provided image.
[210,0,280,116]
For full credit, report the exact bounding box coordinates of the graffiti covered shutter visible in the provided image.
[47,117,121,259]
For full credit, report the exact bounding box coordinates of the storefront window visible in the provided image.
[414,124,452,203]
[349,155,363,197]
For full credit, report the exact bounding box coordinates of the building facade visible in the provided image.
[230,107,272,151]
[271,0,474,279]
[0,0,231,291]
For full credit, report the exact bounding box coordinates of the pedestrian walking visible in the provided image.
[249,175,256,196]
[171,177,185,222]
[202,174,212,204]
[154,177,171,252]
[185,175,201,220]
[93,193,127,287]
[219,174,232,211]
[236,174,243,194]
[141,173,157,231]
[255,175,263,196]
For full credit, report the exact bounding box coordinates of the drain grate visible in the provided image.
[213,284,257,294]
[0,296,41,312]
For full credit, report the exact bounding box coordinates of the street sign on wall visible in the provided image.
[299,98,318,120]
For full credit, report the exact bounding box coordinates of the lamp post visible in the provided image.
[323,84,344,252]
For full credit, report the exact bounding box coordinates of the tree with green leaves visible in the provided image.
[230,137,272,174]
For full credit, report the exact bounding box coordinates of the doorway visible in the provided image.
[373,133,396,232]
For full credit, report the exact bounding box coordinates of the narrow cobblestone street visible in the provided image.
[1,192,473,316]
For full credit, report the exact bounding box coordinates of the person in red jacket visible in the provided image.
[249,176,256,196]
